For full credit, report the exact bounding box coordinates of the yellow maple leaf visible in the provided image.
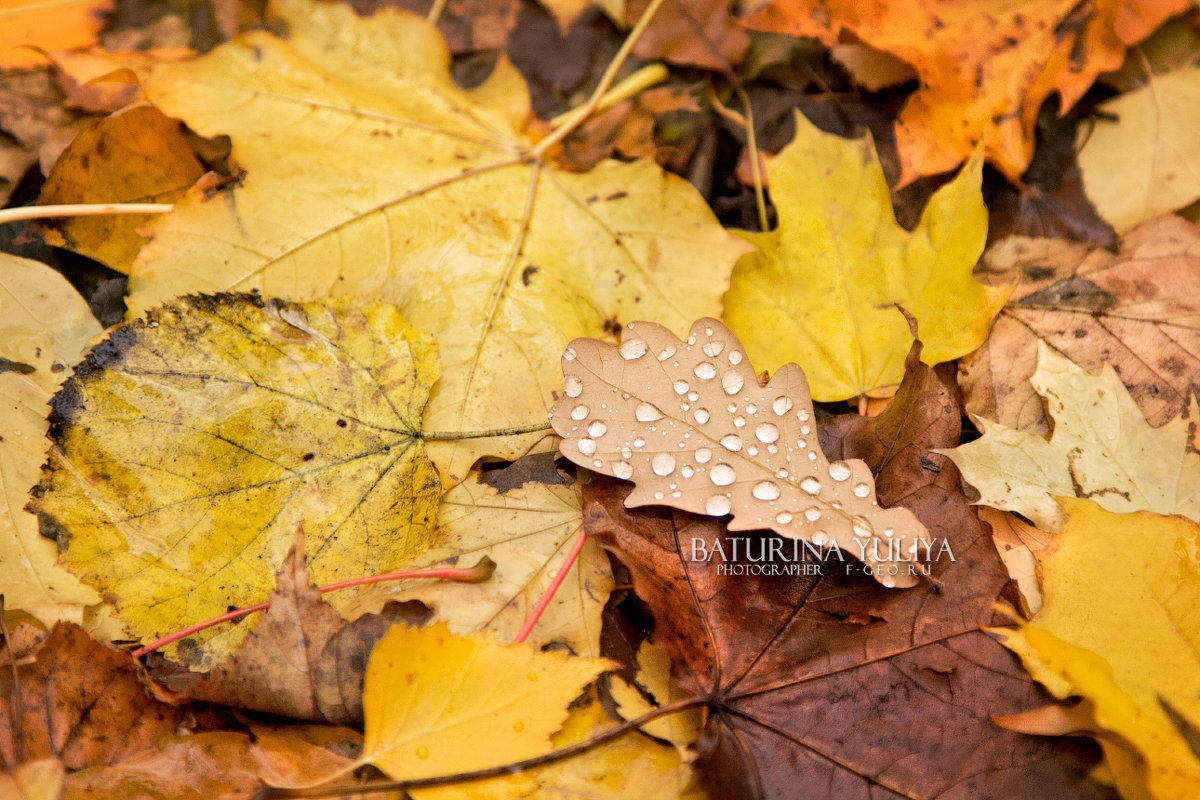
[358,622,611,782]
[0,253,100,626]
[105,0,750,483]
[945,342,1200,531]
[992,499,1200,800]
[30,294,440,667]
[723,112,1008,402]
[1079,67,1200,233]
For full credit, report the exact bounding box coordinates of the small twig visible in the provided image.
[420,421,552,441]
[736,87,769,232]
[426,0,448,24]
[130,558,495,658]
[257,695,710,798]
[514,527,587,642]
[547,64,669,128]
[531,0,669,159]
[0,203,173,225]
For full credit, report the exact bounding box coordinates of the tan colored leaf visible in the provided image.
[962,215,1200,435]
[946,342,1200,531]
[550,318,932,587]
[348,458,612,657]
[0,758,64,800]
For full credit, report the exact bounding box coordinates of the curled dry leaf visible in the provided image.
[551,317,932,587]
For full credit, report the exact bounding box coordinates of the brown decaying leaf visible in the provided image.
[551,318,932,587]
[628,0,748,71]
[152,529,428,726]
[581,346,1115,799]
[963,214,1200,435]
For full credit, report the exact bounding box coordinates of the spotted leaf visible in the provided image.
[549,318,932,587]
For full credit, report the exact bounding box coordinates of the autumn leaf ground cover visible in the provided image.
[1,0,1199,798]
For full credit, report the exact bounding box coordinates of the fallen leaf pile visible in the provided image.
[2,0,1200,797]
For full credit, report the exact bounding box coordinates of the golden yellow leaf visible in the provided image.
[0,253,100,625]
[0,757,65,800]
[37,104,204,272]
[992,499,1200,800]
[411,687,703,800]
[610,641,702,754]
[1079,68,1200,233]
[550,317,933,587]
[359,623,611,781]
[347,460,612,658]
[112,0,750,483]
[723,112,1008,401]
[945,342,1200,531]
[30,294,440,667]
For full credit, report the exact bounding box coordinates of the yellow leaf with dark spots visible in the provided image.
[30,294,440,667]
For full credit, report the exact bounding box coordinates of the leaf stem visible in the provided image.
[256,695,710,798]
[129,558,495,659]
[514,527,586,642]
[531,0,669,158]
[547,64,670,128]
[0,203,173,224]
[420,421,552,440]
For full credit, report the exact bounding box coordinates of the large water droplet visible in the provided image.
[577,439,597,456]
[746,403,757,414]
[587,420,607,438]
[772,396,792,415]
[695,447,712,463]
[620,447,632,458]
[693,408,711,424]
[804,508,821,522]
[808,451,817,460]
[733,416,746,428]
[747,445,758,456]
[681,465,695,478]
[635,402,663,422]
[755,422,780,443]
[673,380,690,395]
[720,434,742,452]
[619,338,648,360]
[687,391,699,401]
[703,340,725,357]
[828,463,852,481]
[633,437,646,448]
[722,371,745,395]
[728,351,743,365]
[563,347,577,361]
[853,483,870,498]
[564,376,583,398]
[652,453,676,476]
[710,463,736,485]
[797,409,811,422]
[570,405,589,420]
[800,424,811,435]
[776,512,793,524]
[593,459,603,468]
[800,477,821,495]
[658,345,676,361]
[853,523,871,538]
[752,481,781,501]
[706,495,732,516]
[688,333,697,345]
[694,362,717,380]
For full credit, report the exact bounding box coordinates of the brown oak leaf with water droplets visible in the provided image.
[550,318,932,587]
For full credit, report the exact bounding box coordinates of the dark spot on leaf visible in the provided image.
[604,191,627,201]
[521,264,538,286]
[302,452,315,461]
[1018,277,1117,312]
[50,362,65,373]
[1023,266,1054,281]
[602,316,622,336]
[337,418,348,427]
[1074,329,1087,338]
[481,452,567,493]
[0,357,36,375]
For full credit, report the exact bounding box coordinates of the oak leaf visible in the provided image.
[552,317,933,586]
[962,215,1200,435]
[347,456,613,658]
[946,342,1200,531]
[993,500,1200,800]
[108,0,750,483]
[0,253,101,626]
[723,112,1008,401]
[358,622,611,782]
[1079,67,1200,233]
[745,0,1187,183]
[30,294,441,668]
